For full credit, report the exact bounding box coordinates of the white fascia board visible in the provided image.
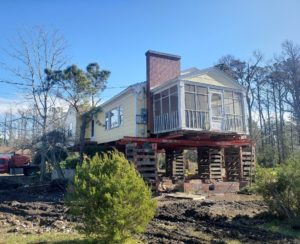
[182,79,245,93]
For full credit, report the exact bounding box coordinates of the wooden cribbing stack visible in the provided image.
[241,147,256,182]
[209,148,223,180]
[125,143,158,191]
[225,147,240,181]
[197,148,210,180]
[165,150,184,179]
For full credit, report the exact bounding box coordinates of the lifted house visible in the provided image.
[81,50,255,193]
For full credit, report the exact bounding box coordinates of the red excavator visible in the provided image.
[0,153,38,176]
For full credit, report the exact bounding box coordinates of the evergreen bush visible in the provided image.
[255,153,300,224]
[60,153,80,169]
[66,151,157,242]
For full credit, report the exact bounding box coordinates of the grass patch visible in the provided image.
[0,232,90,244]
[185,226,213,241]
[0,231,142,244]
[259,219,300,239]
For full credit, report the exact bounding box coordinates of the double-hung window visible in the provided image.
[105,106,124,130]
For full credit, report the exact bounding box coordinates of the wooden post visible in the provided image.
[239,146,243,181]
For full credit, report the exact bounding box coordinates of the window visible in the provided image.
[110,108,119,128]
[211,93,222,117]
[170,93,178,112]
[184,84,208,111]
[153,85,179,116]
[224,91,234,114]
[105,106,124,130]
[91,120,95,137]
[152,85,179,131]
[119,106,124,125]
[224,91,242,116]
[184,84,209,129]
[105,113,109,130]
[154,100,161,116]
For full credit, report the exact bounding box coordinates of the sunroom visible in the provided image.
[152,70,247,135]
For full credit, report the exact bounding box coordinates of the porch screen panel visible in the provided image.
[224,91,244,132]
[224,91,234,114]
[185,93,196,110]
[170,93,178,112]
[162,96,169,114]
[154,100,161,116]
[233,92,242,116]
[185,84,209,129]
[153,85,179,132]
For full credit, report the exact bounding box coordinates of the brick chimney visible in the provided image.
[145,50,181,134]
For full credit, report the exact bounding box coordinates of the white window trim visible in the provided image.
[105,106,123,130]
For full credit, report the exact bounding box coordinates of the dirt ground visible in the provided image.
[0,182,298,244]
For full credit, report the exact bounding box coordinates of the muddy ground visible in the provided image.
[0,182,298,243]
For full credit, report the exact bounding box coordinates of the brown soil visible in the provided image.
[143,195,295,243]
[0,182,76,236]
[0,182,298,243]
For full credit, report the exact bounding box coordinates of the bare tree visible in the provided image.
[2,27,67,180]
[280,41,300,145]
[216,51,263,137]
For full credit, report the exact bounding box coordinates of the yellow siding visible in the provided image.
[185,72,240,90]
[187,74,226,87]
[87,93,138,144]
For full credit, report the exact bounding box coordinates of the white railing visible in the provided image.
[185,111,244,133]
[224,114,244,133]
[185,110,209,130]
[154,111,179,133]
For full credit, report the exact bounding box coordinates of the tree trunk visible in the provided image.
[278,88,285,161]
[40,119,47,182]
[266,91,273,146]
[79,114,88,164]
[272,83,281,163]
[257,82,265,147]
[49,150,65,179]
[247,95,253,138]
[40,99,48,182]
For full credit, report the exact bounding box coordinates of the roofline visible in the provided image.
[100,82,146,108]
[179,67,246,91]
[150,67,246,93]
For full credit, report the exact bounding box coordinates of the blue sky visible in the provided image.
[0,0,300,107]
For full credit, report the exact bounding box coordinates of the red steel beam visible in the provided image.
[118,136,253,148]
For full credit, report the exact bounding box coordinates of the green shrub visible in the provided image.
[60,153,80,169]
[255,153,300,223]
[66,151,157,243]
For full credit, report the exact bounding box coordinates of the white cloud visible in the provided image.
[0,95,69,117]
[0,97,28,115]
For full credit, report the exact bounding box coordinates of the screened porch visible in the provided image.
[153,81,246,134]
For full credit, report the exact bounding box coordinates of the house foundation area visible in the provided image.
[116,132,255,194]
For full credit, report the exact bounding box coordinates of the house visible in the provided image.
[64,106,81,146]
[83,50,255,193]
[85,82,147,144]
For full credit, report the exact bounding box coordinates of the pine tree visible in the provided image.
[66,151,157,243]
